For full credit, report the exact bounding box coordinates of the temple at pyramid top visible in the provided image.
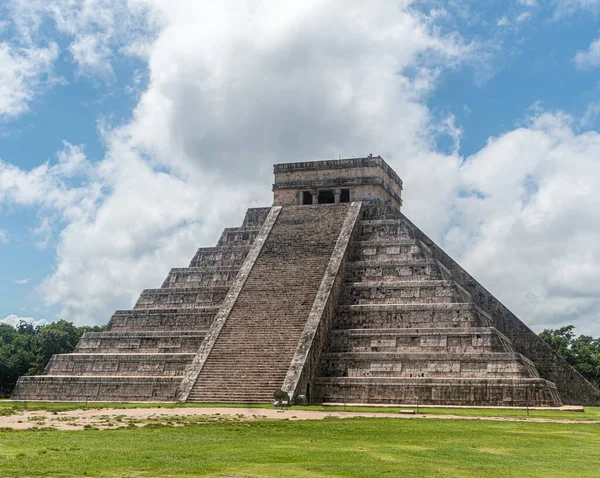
[272,155,403,208]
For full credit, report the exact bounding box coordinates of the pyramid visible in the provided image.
[12,157,600,406]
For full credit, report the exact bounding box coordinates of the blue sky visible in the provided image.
[1,0,600,335]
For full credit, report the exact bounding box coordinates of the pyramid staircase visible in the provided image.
[312,204,562,406]
[185,204,351,403]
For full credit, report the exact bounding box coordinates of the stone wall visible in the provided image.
[273,156,403,208]
[312,203,562,406]
[11,377,180,402]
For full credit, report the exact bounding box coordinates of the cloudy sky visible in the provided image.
[1,0,600,336]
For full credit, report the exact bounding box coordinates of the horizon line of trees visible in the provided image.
[0,320,105,397]
[538,325,600,389]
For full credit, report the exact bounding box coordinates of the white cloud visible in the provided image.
[0,229,7,244]
[1,314,47,328]
[444,111,600,335]
[0,141,99,221]
[582,101,600,126]
[518,0,538,6]
[516,12,532,22]
[68,34,113,79]
[497,16,510,27]
[14,278,29,285]
[574,38,600,69]
[9,0,158,79]
[31,216,52,250]
[553,0,600,17]
[0,41,59,120]
[17,0,469,325]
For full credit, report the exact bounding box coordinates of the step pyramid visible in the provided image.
[12,157,600,406]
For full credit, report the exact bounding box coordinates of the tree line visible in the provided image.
[538,325,600,389]
[1,320,598,397]
[0,320,105,397]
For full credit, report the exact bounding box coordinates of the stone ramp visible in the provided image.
[11,208,270,402]
[185,204,351,403]
[314,204,562,406]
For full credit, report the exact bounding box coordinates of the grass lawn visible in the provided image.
[0,417,599,477]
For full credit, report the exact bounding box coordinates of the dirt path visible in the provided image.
[1,407,599,430]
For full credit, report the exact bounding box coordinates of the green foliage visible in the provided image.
[0,320,105,397]
[540,325,600,388]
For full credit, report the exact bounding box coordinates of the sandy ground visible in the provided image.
[1,407,599,430]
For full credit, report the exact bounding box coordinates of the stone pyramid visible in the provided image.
[12,157,600,406]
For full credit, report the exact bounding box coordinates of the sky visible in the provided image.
[1,0,600,336]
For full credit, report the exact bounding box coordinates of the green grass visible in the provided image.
[1,400,599,421]
[0,417,599,477]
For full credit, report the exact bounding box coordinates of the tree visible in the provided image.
[31,320,81,375]
[540,325,600,389]
[0,323,39,396]
[0,320,106,397]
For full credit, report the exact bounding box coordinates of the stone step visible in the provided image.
[45,353,195,377]
[357,219,415,241]
[187,204,351,402]
[336,303,493,329]
[186,394,274,402]
[354,238,434,258]
[352,241,430,262]
[344,280,471,305]
[107,308,219,331]
[217,227,261,247]
[134,286,229,309]
[162,266,241,288]
[240,207,271,228]
[11,376,181,402]
[319,352,539,379]
[75,331,206,353]
[189,245,251,268]
[361,207,403,222]
[346,259,450,282]
[312,377,562,406]
[327,327,515,354]
[187,399,272,403]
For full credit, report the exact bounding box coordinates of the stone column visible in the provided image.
[312,190,319,204]
[334,189,341,204]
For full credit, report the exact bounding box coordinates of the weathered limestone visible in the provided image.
[11,157,599,406]
[311,204,563,406]
[12,377,180,402]
[314,378,559,407]
[400,212,600,405]
[273,156,403,208]
[45,353,194,376]
[106,309,218,332]
[177,206,282,401]
[75,332,205,353]
[282,202,362,400]
[183,204,353,403]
